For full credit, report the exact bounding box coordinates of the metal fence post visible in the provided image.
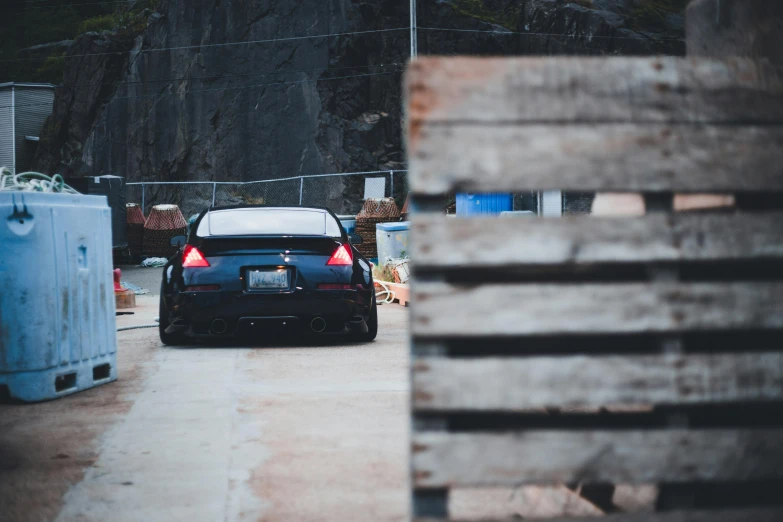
[141,183,145,213]
[299,176,304,205]
[212,182,217,207]
[390,170,394,199]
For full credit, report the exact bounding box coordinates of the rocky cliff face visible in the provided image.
[419,0,684,56]
[32,0,685,188]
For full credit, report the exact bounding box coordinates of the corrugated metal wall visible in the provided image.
[0,89,13,172]
[14,86,55,172]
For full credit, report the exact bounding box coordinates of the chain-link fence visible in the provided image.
[126,170,408,220]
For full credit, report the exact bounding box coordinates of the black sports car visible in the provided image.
[159,205,377,344]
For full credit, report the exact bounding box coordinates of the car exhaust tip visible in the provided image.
[347,316,369,334]
[310,317,327,333]
[211,318,228,335]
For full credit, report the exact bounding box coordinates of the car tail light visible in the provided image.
[317,284,353,290]
[186,285,220,292]
[326,244,352,266]
[182,245,210,267]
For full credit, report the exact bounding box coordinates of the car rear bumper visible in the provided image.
[168,288,372,338]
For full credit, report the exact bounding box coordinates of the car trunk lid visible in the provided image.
[183,236,352,292]
[197,236,341,257]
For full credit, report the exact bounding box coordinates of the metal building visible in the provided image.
[0,82,55,174]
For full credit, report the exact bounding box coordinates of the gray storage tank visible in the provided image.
[0,191,117,402]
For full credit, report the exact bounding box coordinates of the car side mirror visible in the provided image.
[170,235,187,247]
[348,233,363,245]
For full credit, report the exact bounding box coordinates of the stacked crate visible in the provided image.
[126,203,146,260]
[354,197,400,259]
[407,56,783,520]
[143,204,187,258]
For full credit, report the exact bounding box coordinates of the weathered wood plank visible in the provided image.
[411,213,783,269]
[405,57,783,127]
[408,124,783,193]
[414,507,783,522]
[411,282,783,337]
[448,485,605,520]
[413,353,783,411]
[412,430,783,487]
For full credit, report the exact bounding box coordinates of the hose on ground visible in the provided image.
[375,280,395,304]
[117,318,159,332]
[117,324,159,332]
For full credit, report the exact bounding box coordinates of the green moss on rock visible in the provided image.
[630,0,687,30]
[452,0,522,30]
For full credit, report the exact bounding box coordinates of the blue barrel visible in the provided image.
[0,192,117,402]
[456,193,513,216]
[337,215,356,235]
[376,221,410,264]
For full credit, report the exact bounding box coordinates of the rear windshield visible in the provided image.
[197,208,342,237]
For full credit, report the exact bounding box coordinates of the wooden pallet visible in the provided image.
[406,56,783,520]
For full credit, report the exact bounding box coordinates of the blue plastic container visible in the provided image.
[337,215,356,235]
[0,192,117,402]
[456,193,513,216]
[376,221,410,264]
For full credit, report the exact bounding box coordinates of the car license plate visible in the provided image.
[247,269,289,290]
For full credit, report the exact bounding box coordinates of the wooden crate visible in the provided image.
[406,56,783,521]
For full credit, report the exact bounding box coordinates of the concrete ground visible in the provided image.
[1,266,643,521]
[117,265,165,295]
[0,267,410,522]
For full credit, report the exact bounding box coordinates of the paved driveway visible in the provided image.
[0,268,410,522]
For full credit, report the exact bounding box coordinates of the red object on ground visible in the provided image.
[113,268,123,292]
[114,268,136,309]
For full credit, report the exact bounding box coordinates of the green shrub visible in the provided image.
[34,54,65,84]
[77,14,118,34]
[372,264,395,283]
[0,1,134,85]
[452,0,521,30]
[630,0,687,30]
[571,0,594,8]
[77,0,159,36]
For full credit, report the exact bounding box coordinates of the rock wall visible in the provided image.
[33,0,685,198]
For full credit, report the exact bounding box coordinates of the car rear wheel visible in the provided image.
[159,281,186,346]
[351,298,378,342]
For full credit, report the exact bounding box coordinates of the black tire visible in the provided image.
[351,298,378,342]
[159,281,186,346]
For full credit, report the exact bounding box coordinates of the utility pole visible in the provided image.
[410,0,417,58]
